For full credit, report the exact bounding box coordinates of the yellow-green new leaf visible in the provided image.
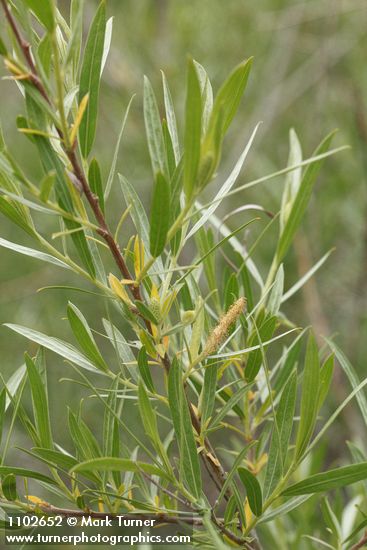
[149,172,170,257]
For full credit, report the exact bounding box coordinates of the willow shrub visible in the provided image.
[0,2,367,549]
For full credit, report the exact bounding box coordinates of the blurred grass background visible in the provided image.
[1,0,367,451]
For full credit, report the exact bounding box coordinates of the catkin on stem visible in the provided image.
[203,297,246,357]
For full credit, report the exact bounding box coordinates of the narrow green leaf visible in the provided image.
[216,441,257,506]
[162,119,176,177]
[276,131,336,262]
[168,358,202,498]
[67,302,109,372]
[264,370,297,498]
[5,324,104,375]
[183,59,202,198]
[209,384,251,431]
[149,172,170,257]
[267,264,284,315]
[138,380,172,474]
[144,77,167,176]
[245,316,277,382]
[238,467,263,516]
[0,35,7,56]
[4,364,26,411]
[295,333,320,460]
[0,237,70,270]
[78,1,106,157]
[2,474,17,501]
[38,33,52,76]
[0,466,56,485]
[209,58,253,135]
[88,158,104,213]
[161,71,180,164]
[200,360,218,426]
[105,96,134,200]
[137,347,155,393]
[32,447,78,472]
[282,462,367,496]
[259,495,312,524]
[326,339,367,427]
[70,457,171,481]
[39,171,56,202]
[0,196,35,236]
[318,354,334,411]
[25,353,53,450]
[138,380,160,445]
[68,410,101,461]
[194,61,213,135]
[103,376,119,456]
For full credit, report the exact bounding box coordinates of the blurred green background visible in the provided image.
[1,0,367,468]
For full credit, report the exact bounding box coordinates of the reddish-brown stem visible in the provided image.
[351,531,367,550]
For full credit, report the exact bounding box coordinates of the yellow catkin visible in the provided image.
[203,297,246,357]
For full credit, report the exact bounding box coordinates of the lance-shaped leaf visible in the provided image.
[70,457,171,481]
[0,466,56,485]
[326,339,367,428]
[2,474,17,501]
[161,71,180,164]
[67,303,108,372]
[264,370,297,498]
[184,59,202,198]
[149,172,170,257]
[208,57,253,136]
[282,462,367,496]
[144,76,167,176]
[168,358,202,499]
[25,353,53,450]
[238,467,263,516]
[276,131,336,263]
[5,324,104,375]
[137,346,155,393]
[138,381,171,473]
[68,410,101,461]
[245,315,277,382]
[78,1,106,157]
[0,196,35,236]
[200,360,218,427]
[295,333,320,461]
